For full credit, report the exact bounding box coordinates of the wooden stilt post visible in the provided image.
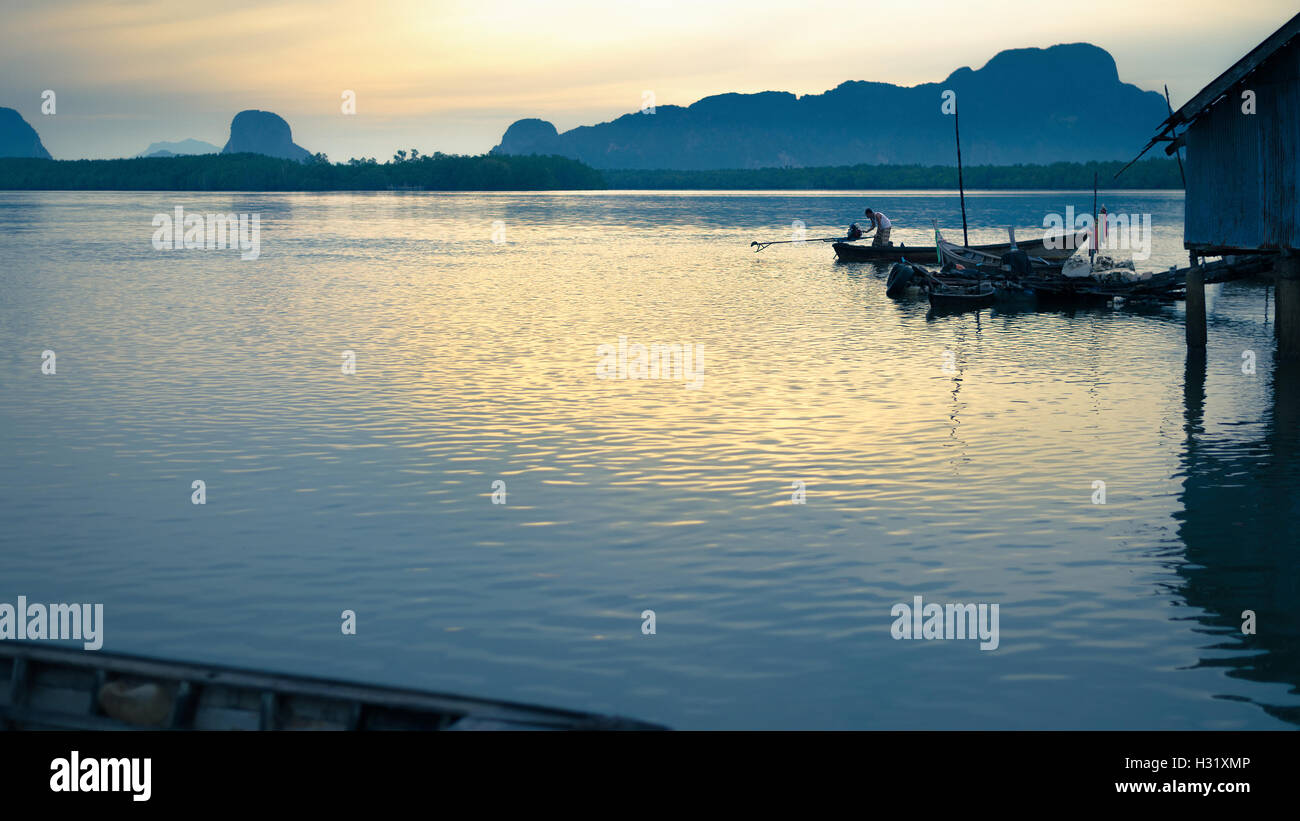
[1186,250,1207,349]
[1276,253,1300,360]
[1183,342,1206,442]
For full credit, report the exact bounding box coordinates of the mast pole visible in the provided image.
[1164,85,1187,189]
[1091,172,1098,264]
[955,103,969,247]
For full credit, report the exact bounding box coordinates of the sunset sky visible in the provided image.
[1,0,1294,160]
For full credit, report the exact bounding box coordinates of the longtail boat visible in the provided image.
[0,641,666,731]
[833,230,1088,263]
[928,281,997,312]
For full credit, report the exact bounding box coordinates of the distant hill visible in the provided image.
[138,138,219,158]
[221,110,311,161]
[0,107,52,159]
[492,43,1168,169]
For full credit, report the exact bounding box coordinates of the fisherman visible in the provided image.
[863,208,892,247]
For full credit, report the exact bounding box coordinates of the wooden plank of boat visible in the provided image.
[833,230,1088,263]
[0,641,666,731]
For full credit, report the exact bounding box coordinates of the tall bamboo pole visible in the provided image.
[954,104,969,248]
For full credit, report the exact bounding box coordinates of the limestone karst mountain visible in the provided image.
[0,108,53,159]
[492,43,1168,169]
[221,110,311,161]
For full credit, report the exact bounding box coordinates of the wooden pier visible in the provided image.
[922,253,1276,304]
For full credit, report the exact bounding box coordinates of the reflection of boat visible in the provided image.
[834,231,1087,263]
[0,642,666,731]
[928,281,997,312]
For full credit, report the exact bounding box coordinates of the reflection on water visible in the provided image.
[0,190,1296,729]
[1177,350,1300,725]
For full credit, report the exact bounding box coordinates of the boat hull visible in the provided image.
[834,231,1087,263]
[928,283,997,312]
[0,641,666,731]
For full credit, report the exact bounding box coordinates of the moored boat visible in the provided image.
[0,641,666,731]
[885,260,923,297]
[833,230,1088,263]
[928,281,997,312]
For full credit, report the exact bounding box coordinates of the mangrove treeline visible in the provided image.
[0,153,1182,191]
[0,152,605,191]
[603,158,1182,190]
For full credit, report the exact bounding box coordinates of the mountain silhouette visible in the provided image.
[221,110,310,161]
[492,43,1167,169]
[138,138,220,158]
[0,108,52,159]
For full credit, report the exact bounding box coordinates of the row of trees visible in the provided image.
[602,158,1184,190]
[0,152,605,191]
[0,154,1182,191]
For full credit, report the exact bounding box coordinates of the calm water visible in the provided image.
[1,190,1297,730]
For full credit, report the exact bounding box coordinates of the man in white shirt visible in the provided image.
[864,208,892,247]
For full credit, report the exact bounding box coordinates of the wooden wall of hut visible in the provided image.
[1184,38,1300,255]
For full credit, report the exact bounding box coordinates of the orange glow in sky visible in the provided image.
[1,0,1294,159]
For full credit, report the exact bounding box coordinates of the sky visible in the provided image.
[1,0,1295,160]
